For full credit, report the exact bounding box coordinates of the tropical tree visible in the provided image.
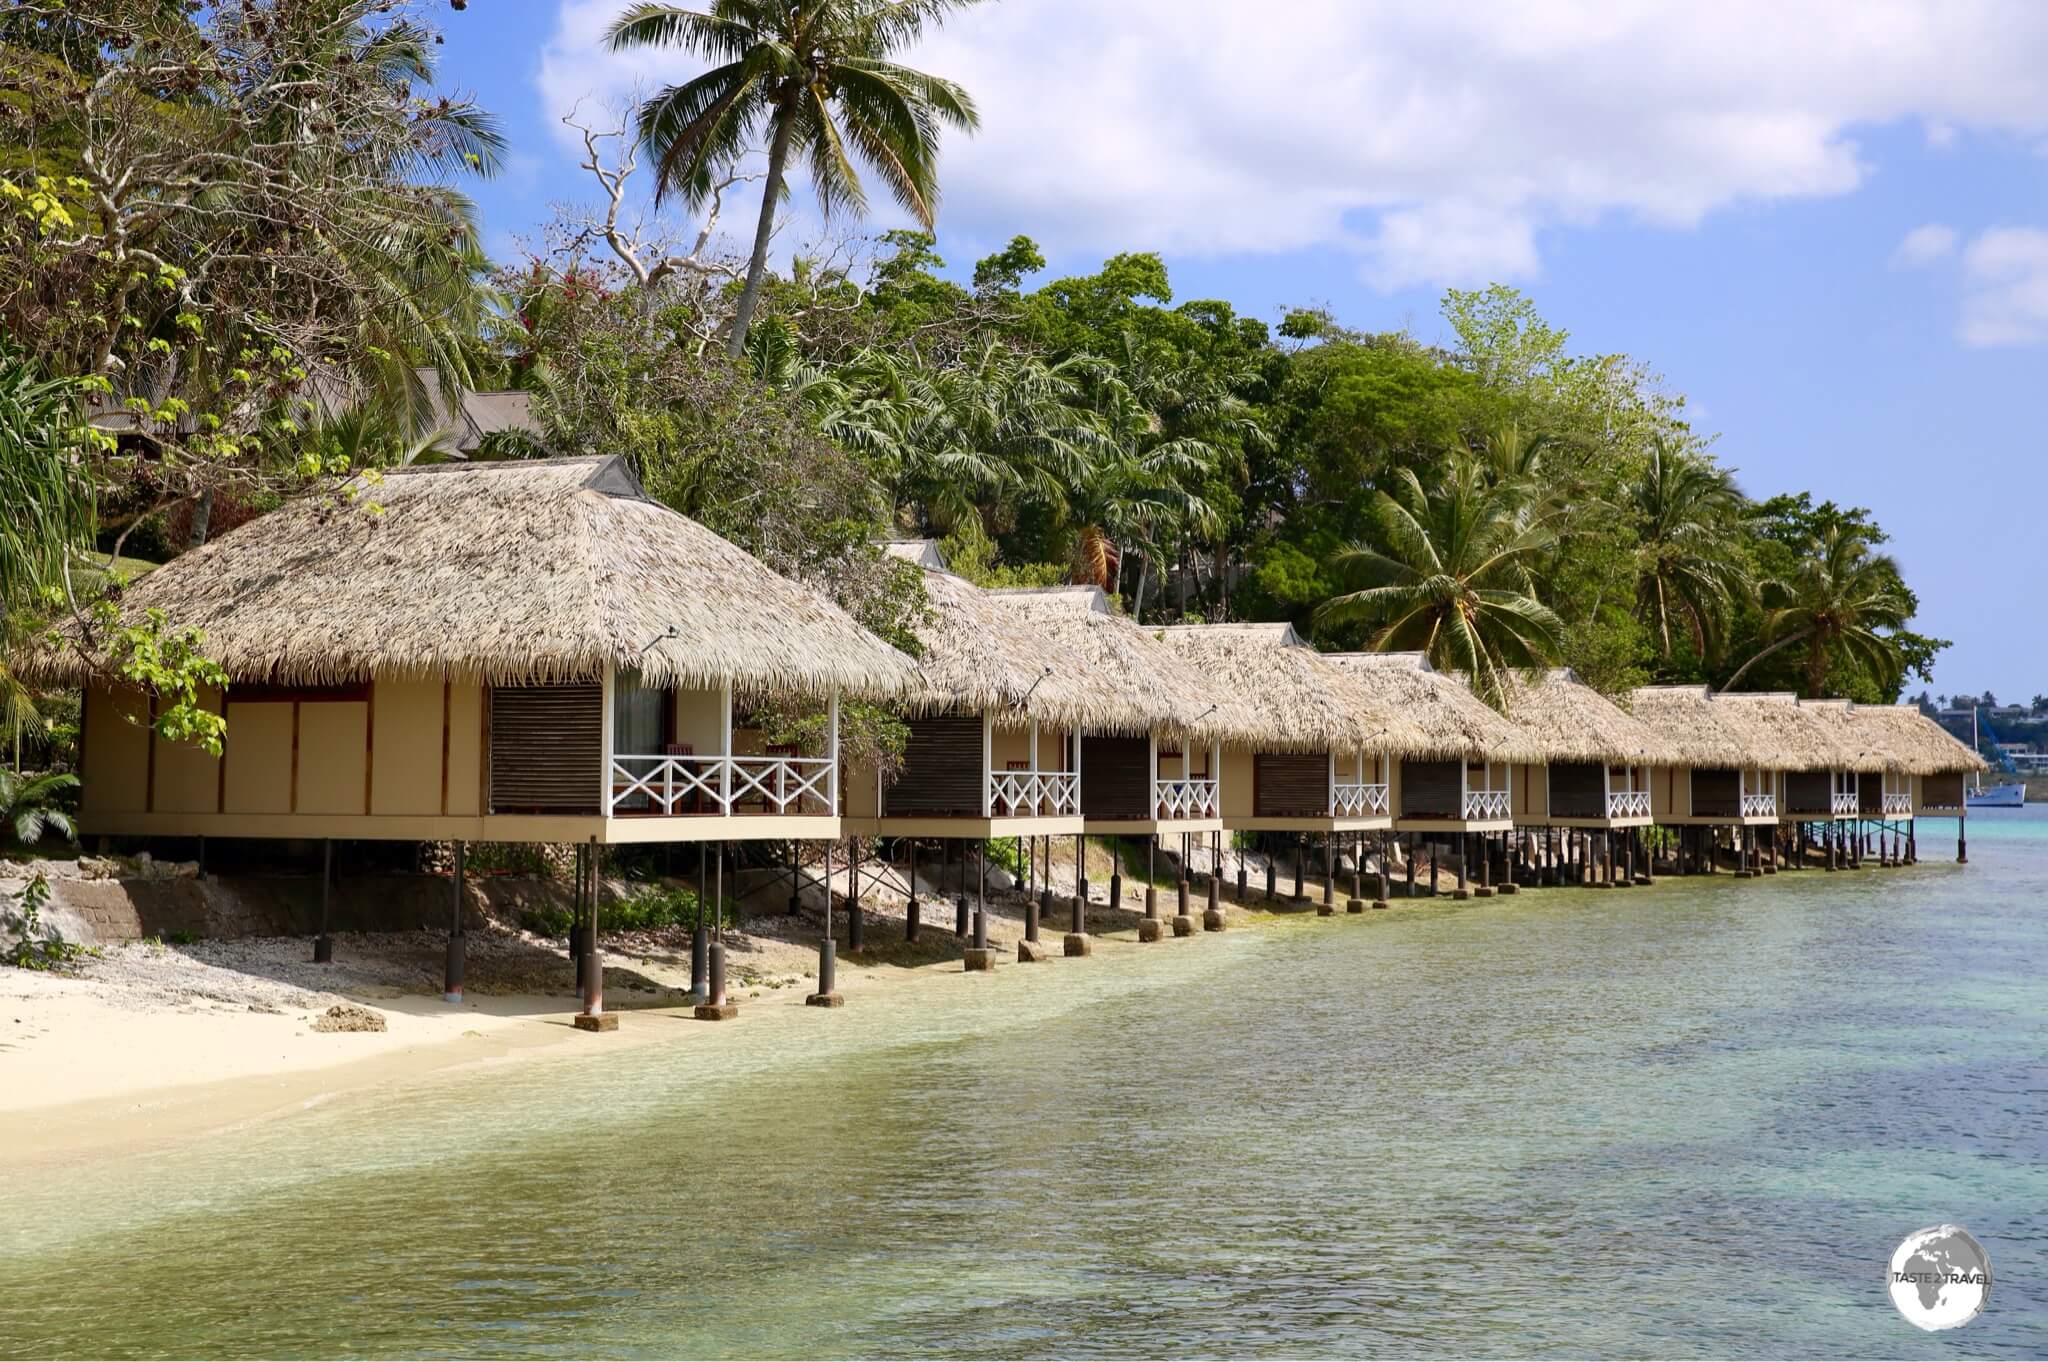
[1721,524,1912,697]
[0,345,98,763]
[1626,440,1750,666]
[607,0,982,355]
[1315,458,1565,708]
[0,769,77,846]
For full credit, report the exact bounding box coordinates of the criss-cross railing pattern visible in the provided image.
[1154,777,1219,819]
[609,755,833,816]
[1740,792,1777,818]
[1462,789,1512,820]
[988,769,1081,818]
[1882,791,1912,816]
[1333,782,1391,817]
[1605,790,1652,819]
[1830,791,1859,816]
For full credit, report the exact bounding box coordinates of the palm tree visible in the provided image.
[1721,524,1912,697]
[1626,441,1750,666]
[1315,459,1565,708]
[608,0,982,355]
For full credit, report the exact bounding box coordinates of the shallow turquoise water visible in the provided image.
[2,813,2044,1358]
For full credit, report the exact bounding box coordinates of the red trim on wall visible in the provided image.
[363,681,375,815]
[440,680,452,817]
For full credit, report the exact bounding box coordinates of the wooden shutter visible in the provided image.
[1255,752,1327,817]
[884,715,984,816]
[1921,773,1964,808]
[489,683,602,814]
[1691,767,1739,817]
[1401,759,1461,818]
[1547,761,1605,819]
[1784,770,1829,814]
[1081,734,1148,819]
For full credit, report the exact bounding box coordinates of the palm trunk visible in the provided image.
[1718,626,1813,693]
[724,98,798,357]
[1132,555,1150,623]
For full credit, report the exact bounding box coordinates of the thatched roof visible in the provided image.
[900,569,1158,731]
[1707,692,1861,772]
[1628,686,1768,769]
[1491,669,1682,766]
[985,592,1264,745]
[1790,698,1894,774]
[1324,652,1546,763]
[1156,623,1397,751]
[25,456,919,698]
[1848,704,1988,775]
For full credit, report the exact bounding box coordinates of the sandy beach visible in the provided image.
[0,840,1314,1167]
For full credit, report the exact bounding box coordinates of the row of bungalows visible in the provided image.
[26,457,1986,1010]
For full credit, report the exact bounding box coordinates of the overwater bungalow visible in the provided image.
[1325,653,1541,899]
[1629,685,1788,872]
[1842,701,1987,862]
[988,587,1258,937]
[1708,692,1877,868]
[1492,669,1676,887]
[1156,623,1396,910]
[29,456,919,1016]
[839,559,1101,959]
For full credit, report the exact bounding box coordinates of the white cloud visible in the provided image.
[1958,227,2048,345]
[538,0,2048,290]
[1893,223,1959,267]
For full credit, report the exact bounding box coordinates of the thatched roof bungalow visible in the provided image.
[842,565,1114,838]
[1711,692,1866,822]
[1156,623,1398,833]
[1494,670,1676,829]
[1325,653,1538,833]
[988,590,1260,835]
[1630,686,1787,827]
[1842,702,1986,817]
[45,456,917,845]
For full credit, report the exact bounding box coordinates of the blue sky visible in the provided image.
[435,1,2048,702]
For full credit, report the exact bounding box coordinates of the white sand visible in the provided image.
[0,841,1292,1165]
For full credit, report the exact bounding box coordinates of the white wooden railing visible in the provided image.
[1154,777,1219,819]
[609,754,833,816]
[1462,789,1512,820]
[988,769,1081,818]
[1333,782,1391,817]
[1740,793,1777,819]
[1830,792,1859,816]
[1605,790,1652,819]
[1882,792,1912,816]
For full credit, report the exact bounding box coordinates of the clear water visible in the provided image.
[3,814,2044,1359]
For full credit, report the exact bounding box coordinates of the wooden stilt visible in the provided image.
[313,837,334,963]
[443,840,465,1004]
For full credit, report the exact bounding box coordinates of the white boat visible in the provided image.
[1967,708,2028,807]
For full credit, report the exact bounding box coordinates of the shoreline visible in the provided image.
[1,852,1294,1168]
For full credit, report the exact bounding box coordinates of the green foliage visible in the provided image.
[89,605,229,755]
[0,768,76,846]
[2,873,94,971]
[465,842,560,880]
[937,519,1064,589]
[1316,458,1566,708]
[522,880,736,937]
